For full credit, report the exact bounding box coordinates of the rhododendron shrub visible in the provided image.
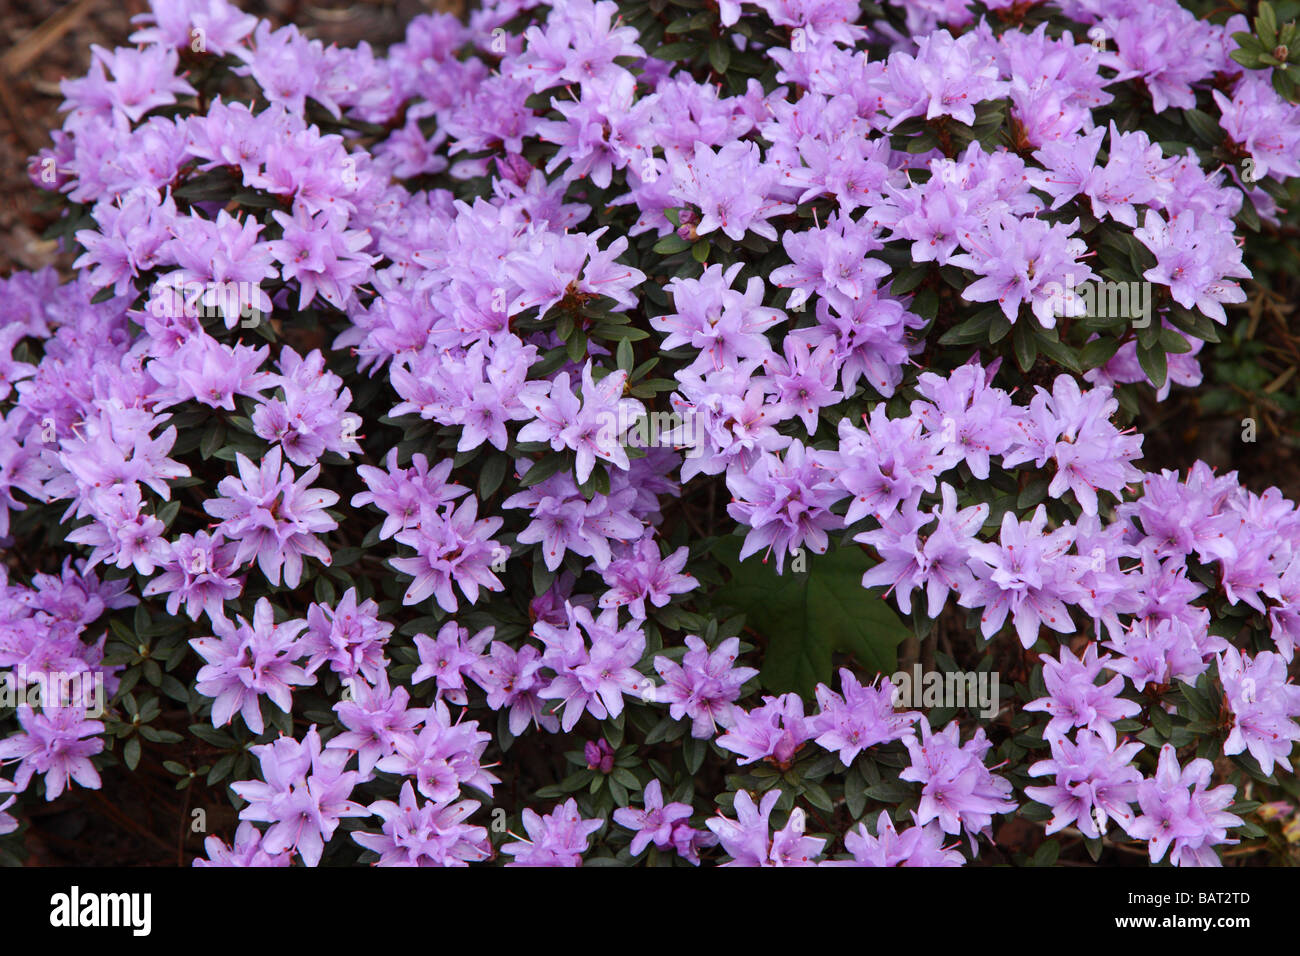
[1,0,1300,867]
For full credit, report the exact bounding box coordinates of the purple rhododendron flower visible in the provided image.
[501,798,604,867]
[189,597,314,735]
[1126,744,1241,867]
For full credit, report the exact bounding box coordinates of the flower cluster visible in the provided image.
[0,0,1297,869]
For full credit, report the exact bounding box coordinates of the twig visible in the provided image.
[1,0,102,77]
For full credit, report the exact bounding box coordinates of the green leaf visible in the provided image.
[519,454,565,488]
[653,42,698,61]
[708,39,730,74]
[1032,328,1081,373]
[1257,1,1279,48]
[124,736,141,771]
[1080,336,1122,369]
[1181,108,1223,145]
[683,735,707,774]
[478,454,508,499]
[652,234,691,255]
[888,264,930,297]
[714,539,910,698]
[1012,323,1037,372]
[911,286,939,321]
[566,328,587,363]
[1032,840,1060,866]
[199,421,226,461]
[1137,343,1167,390]
[1017,478,1048,509]
[1085,836,1103,862]
[937,312,992,346]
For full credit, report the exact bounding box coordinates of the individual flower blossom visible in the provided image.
[0,704,103,801]
[535,73,642,189]
[717,693,815,767]
[327,674,426,778]
[825,811,966,867]
[1126,744,1240,867]
[231,22,326,116]
[706,789,825,866]
[1271,555,1300,662]
[251,347,362,466]
[858,483,988,619]
[147,332,274,411]
[670,820,718,865]
[265,204,377,311]
[62,44,196,123]
[665,140,794,242]
[1001,375,1143,517]
[130,0,259,57]
[1213,74,1300,181]
[388,339,541,453]
[374,700,499,803]
[354,781,491,866]
[1103,3,1220,114]
[830,407,960,527]
[959,505,1084,648]
[230,726,368,867]
[1024,730,1144,838]
[1104,616,1215,690]
[534,603,646,732]
[142,531,243,624]
[1023,643,1141,749]
[300,588,394,686]
[501,798,604,867]
[351,448,469,541]
[509,0,645,94]
[203,447,339,588]
[727,440,844,573]
[412,622,492,705]
[948,213,1093,327]
[597,536,697,620]
[189,597,314,735]
[503,465,644,572]
[1133,209,1250,324]
[811,669,920,765]
[771,211,889,310]
[507,229,645,317]
[652,636,758,739]
[155,209,276,328]
[900,718,1017,850]
[193,821,294,867]
[1122,465,1240,566]
[0,412,50,537]
[517,361,644,485]
[74,188,177,295]
[654,263,785,373]
[910,362,1019,481]
[470,640,559,735]
[390,498,504,611]
[877,28,1005,128]
[63,484,170,577]
[667,360,792,482]
[1218,646,1300,776]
